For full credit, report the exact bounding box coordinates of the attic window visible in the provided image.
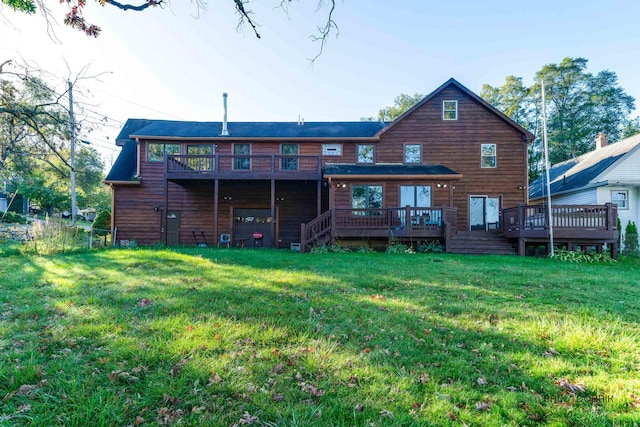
[443,100,458,120]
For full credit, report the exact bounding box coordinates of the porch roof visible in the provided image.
[323,163,462,179]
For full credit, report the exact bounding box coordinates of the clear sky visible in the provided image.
[1,0,639,168]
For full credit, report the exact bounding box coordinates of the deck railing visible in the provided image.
[501,203,617,239]
[301,206,456,251]
[165,154,322,179]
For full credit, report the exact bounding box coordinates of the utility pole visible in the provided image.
[541,80,554,255]
[68,81,77,224]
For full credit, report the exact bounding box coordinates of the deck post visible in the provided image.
[317,180,322,218]
[518,238,525,256]
[300,222,306,253]
[270,179,276,247]
[213,179,219,247]
[163,178,168,245]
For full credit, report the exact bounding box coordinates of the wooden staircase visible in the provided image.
[447,230,517,255]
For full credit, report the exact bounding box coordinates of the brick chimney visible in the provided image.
[595,132,608,150]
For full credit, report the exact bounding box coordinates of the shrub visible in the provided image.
[310,243,351,254]
[92,210,112,236]
[0,212,27,224]
[356,245,376,253]
[549,249,616,264]
[624,220,638,254]
[26,217,83,254]
[417,240,445,253]
[386,241,415,254]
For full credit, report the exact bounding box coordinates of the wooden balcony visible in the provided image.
[165,154,322,181]
[501,203,618,242]
[301,206,457,252]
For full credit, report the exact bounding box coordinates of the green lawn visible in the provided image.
[1,247,639,426]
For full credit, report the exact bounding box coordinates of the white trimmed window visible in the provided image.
[404,144,422,163]
[481,144,497,168]
[443,100,458,120]
[612,190,628,209]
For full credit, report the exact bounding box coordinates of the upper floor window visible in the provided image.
[404,144,422,163]
[233,143,251,170]
[612,190,628,209]
[443,100,458,120]
[481,144,497,168]
[357,144,375,163]
[187,144,214,171]
[322,144,342,156]
[147,143,180,162]
[281,144,299,170]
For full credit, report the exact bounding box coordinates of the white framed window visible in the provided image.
[322,144,342,156]
[481,144,497,168]
[357,144,375,163]
[404,144,422,163]
[443,100,458,120]
[611,190,628,209]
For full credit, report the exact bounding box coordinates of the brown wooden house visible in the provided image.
[104,78,619,254]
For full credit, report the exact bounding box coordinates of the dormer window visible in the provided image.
[443,100,458,120]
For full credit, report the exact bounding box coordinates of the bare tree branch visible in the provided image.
[234,0,261,39]
[308,0,337,63]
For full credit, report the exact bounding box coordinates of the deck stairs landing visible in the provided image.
[447,230,517,255]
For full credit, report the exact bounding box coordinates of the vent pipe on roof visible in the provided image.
[220,93,230,136]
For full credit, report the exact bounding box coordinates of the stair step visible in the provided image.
[448,231,517,255]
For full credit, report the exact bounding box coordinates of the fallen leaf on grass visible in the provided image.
[108,370,139,384]
[137,299,153,307]
[17,403,31,413]
[475,401,490,411]
[477,377,488,386]
[232,411,259,426]
[379,409,394,418]
[556,378,586,394]
[156,407,183,426]
[543,348,560,357]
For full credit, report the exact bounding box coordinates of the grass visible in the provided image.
[1,246,639,426]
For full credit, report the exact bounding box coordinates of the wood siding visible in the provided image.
[375,86,528,229]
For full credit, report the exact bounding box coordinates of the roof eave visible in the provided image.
[325,174,463,180]
[130,135,381,142]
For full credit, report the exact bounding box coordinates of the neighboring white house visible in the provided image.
[529,132,640,247]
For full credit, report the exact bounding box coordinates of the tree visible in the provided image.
[1,0,338,59]
[1,59,109,214]
[376,93,424,122]
[481,57,636,180]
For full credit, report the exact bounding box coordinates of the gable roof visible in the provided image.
[376,78,535,142]
[529,133,640,200]
[116,120,387,146]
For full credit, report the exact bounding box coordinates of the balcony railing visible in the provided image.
[301,206,457,252]
[165,154,322,180]
[501,203,618,240]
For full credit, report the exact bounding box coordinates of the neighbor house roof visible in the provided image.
[116,120,387,146]
[376,78,535,142]
[529,133,640,200]
[324,164,462,179]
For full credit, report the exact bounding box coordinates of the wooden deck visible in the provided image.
[301,206,457,252]
[501,203,619,256]
[164,154,322,181]
[302,203,619,256]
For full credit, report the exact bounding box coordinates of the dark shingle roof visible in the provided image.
[529,133,640,199]
[116,119,387,145]
[324,164,461,177]
[105,140,138,182]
